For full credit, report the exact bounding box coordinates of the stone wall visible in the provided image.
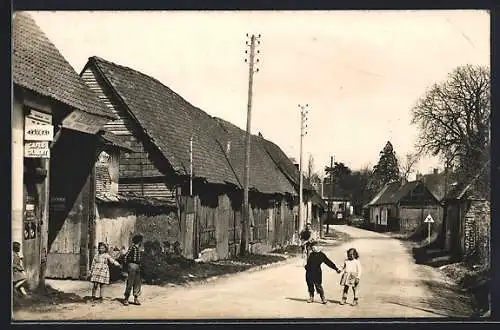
[464,200,490,265]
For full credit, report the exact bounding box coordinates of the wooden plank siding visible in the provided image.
[81,66,174,201]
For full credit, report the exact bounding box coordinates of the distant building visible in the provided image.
[364,179,442,232]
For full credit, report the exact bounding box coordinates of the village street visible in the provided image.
[13,225,474,321]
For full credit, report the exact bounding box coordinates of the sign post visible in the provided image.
[424,214,435,245]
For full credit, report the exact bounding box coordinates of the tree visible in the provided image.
[399,152,420,183]
[332,162,352,181]
[411,64,490,182]
[345,166,372,213]
[369,141,400,192]
[307,154,315,179]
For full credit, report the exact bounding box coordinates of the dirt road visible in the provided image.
[13,225,474,320]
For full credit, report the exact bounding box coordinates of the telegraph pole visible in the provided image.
[324,155,335,234]
[298,104,309,235]
[241,33,261,256]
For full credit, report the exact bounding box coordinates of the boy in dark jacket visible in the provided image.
[304,241,341,304]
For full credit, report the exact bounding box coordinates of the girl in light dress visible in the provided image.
[339,248,362,306]
[90,242,121,302]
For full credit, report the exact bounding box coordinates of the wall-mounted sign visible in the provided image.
[28,109,52,124]
[24,141,50,158]
[25,117,49,127]
[24,122,54,141]
[62,110,108,135]
[24,222,36,240]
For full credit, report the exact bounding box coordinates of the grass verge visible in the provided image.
[141,253,287,285]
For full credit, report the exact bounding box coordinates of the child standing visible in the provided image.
[339,248,362,306]
[90,242,121,302]
[123,234,144,306]
[304,241,341,304]
[12,242,28,296]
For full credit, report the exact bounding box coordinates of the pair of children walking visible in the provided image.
[89,234,144,306]
[304,242,361,306]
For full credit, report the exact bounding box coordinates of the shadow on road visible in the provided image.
[383,300,458,317]
[381,277,473,318]
[286,297,342,305]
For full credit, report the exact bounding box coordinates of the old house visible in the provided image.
[444,162,490,264]
[12,13,121,286]
[365,180,442,232]
[259,137,323,233]
[79,56,300,265]
[213,119,297,254]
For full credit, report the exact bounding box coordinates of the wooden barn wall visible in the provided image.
[47,130,97,279]
[118,180,177,200]
[94,203,136,252]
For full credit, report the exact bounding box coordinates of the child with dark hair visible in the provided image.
[12,242,28,296]
[90,242,121,302]
[123,234,144,306]
[339,248,362,306]
[304,241,341,304]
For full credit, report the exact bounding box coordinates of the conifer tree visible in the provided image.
[369,141,400,193]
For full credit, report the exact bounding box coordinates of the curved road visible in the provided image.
[14,225,474,320]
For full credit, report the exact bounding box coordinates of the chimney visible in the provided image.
[433,168,438,175]
[416,173,423,181]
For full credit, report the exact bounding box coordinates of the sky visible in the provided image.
[28,10,490,179]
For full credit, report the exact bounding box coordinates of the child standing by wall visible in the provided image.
[12,242,28,296]
[90,242,121,302]
[304,241,341,304]
[339,248,362,306]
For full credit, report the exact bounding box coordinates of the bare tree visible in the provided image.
[411,64,490,181]
[307,154,314,179]
[399,153,420,182]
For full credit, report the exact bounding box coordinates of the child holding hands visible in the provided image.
[339,248,362,306]
[90,242,121,302]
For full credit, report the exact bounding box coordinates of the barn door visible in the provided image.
[22,179,42,288]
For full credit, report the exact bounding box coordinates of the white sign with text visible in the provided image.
[24,122,54,141]
[24,141,50,158]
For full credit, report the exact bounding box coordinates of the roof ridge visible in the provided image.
[90,55,214,119]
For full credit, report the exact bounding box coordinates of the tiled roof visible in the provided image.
[366,181,402,206]
[12,13,115,120]
[99,131,139,152]
[96,191,177,208]
[214,118,296,195]
[368,180,442,206]
[420,172,447,201]
[259,138,315,192]
[89,56,240,186]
